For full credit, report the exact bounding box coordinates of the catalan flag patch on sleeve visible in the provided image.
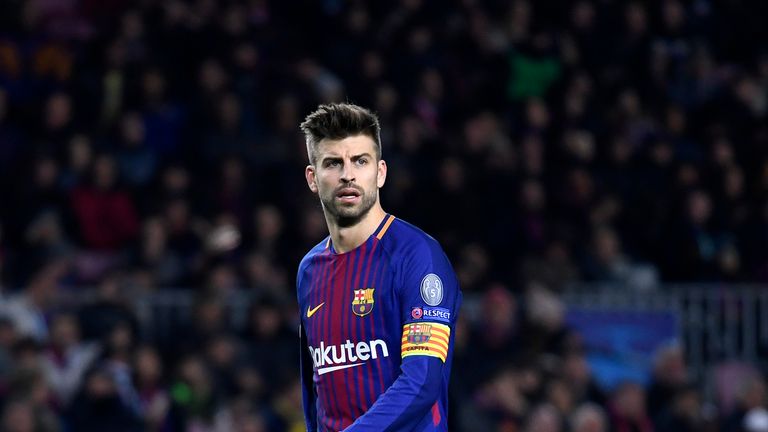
[401,322,450,362]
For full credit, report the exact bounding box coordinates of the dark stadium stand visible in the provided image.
[0,0,767,430]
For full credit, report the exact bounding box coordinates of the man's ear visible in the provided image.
[306,165,318,193]
[377,159,387,188]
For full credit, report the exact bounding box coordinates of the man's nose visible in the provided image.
[340,162,355,182]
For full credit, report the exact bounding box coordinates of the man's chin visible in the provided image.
[335,210,364,226]
[322,194,376,227]
[330,205,370,227]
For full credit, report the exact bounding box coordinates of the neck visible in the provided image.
[326,204,387,253]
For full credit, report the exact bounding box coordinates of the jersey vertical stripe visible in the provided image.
[352,241,368,416]
[320,252,341,431]
[316,249,333,431]
[363,214,392,410]
[305,254,319,431]
[342,251,357,426]
[356,244,370,415]
[341,250,354,421]
[363,241,377,411]
[331,253,344,428]
[372,245,389,396]
[322,252,336,432]
[340,247,357,424]
[359,239,379,411]
[333,256,347,431]
[309,251,321,431]
[347,241,368,418]
[322,253,339,431]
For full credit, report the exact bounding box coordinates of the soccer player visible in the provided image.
[297,103,462,431]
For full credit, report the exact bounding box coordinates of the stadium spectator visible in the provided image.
[570,403,608,432]
[66,366,143,432]
[1,398,38,432]
[41,312,100,406]
[131,345,171,431]
[608,382,654,432]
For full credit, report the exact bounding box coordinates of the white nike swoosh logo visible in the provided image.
[317,363,363,375]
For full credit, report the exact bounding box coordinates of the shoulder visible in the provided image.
[297,237,330,274]
[380,217,448,263]
[383,218,460,308]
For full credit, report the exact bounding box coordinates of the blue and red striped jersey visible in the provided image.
[297,214,462,432]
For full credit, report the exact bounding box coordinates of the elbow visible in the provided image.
[415,384,441,410]
[411,358,444,409]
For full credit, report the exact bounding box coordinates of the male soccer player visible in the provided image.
[297,103,462,431]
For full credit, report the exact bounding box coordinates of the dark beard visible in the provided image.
[321,189,377,227]
[336,210,368,228]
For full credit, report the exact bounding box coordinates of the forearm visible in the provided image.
[343,357,442,431]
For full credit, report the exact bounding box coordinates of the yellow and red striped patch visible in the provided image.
[401,322,450,362]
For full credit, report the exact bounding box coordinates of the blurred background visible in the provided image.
[1,0,768,431]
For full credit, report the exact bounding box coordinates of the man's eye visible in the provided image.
[327,160,341,167]
[356,159,368,165]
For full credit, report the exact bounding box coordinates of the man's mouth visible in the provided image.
[336,188,361,203]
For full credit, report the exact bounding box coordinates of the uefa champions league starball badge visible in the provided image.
[420,273,443,306]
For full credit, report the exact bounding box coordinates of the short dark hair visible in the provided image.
[300,103,381,164]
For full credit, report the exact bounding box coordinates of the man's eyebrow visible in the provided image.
[350,153,373,159]
[320,153,373,162]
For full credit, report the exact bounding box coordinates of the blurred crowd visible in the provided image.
[1,0,768,431]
